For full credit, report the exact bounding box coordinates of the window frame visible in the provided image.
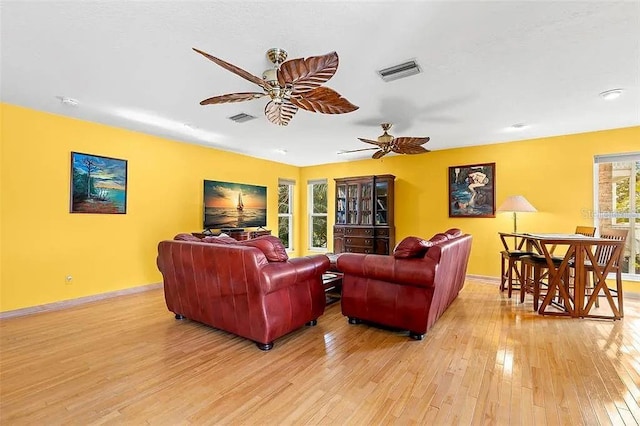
[593,153,640,281]
[278,179,294,251]
[308,179,328,251]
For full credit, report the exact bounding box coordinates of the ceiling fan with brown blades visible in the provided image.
[340,123,431,159]
[192,47,359,126]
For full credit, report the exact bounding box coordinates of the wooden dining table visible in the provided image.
[499,232,626,320]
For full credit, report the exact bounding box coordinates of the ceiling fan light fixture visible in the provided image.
[228,113,257,123]
[262,68,278,86]
[193,47,358,126]
[377,59,421,82]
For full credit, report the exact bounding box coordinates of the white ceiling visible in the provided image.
[1,1,639,167]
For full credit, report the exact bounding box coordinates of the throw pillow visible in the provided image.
[202,235,238,244]
[239,235,289,262]
[174,233,202,242]
[393,236,433,258]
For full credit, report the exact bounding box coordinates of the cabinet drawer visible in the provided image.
[344,227,374,237]
[333,226,344,236]
[345,247,374,254]
[344,237,374,248]
[375,228,390,237]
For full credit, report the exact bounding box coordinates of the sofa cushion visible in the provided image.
[202,235,238,244]
[445,228,462,238]
[393,236,433,258]
[174,233,202,242]
[429,233,449,244]
[239,236,289,262]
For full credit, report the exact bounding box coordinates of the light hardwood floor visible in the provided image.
[1,279,639,425]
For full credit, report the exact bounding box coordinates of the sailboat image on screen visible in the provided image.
[237,190,244,211]
[203,180,267,229]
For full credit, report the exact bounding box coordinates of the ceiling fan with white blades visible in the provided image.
[340,123,431,159]
[192,47,359,126]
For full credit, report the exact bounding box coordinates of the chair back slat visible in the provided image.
[595,229,628,266]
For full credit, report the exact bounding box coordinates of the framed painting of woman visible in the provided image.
[448,163,495,218]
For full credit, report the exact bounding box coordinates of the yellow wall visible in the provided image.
[0,104,299,311]
[1,102,638,313]
[299,126,640,293]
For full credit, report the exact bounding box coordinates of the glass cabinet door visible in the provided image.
[336,184,347,224]
[347,184,359,224]
[360,182,373,225]
[375,181,389,225]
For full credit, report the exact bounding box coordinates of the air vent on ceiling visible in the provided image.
[228,113,257,123]
[377,60,421,82]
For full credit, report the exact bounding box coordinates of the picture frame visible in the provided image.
[70,152,128,214]
[448,162,495,218]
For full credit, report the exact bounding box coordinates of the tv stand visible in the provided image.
[221,228,244,233]
[192,229,271,241]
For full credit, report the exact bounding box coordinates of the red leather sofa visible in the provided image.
[337,229,472,340]
[157,235,329,350]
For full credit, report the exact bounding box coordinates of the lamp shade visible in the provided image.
[496,195,537,212]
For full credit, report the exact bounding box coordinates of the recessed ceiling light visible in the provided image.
[506,123,529,131]
[58,96,79,106]
[599,89,623,100]
[275,149,287,155]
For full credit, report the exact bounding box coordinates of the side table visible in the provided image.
[322,272,343,305]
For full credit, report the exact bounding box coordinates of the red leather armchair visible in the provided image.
[157,237,329,350]
[337,229,472,340]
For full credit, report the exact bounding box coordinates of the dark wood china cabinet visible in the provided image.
[333,174,395,255]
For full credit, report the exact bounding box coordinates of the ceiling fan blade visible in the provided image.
[291,87,358,114]
[372,150,388,159]
[278,52,338,94]
[393,136,431,148]
[264,99,298,126]
[200,92,266,105]
[358,138,385,147]
[392,145,430,155]
[338,147,379,154]
[193,48,266,88]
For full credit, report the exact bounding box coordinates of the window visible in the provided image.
[278,179,294,250]
[308,179,328,250]
[594,153,640,279]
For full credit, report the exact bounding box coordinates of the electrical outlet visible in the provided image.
[65,275,73,284]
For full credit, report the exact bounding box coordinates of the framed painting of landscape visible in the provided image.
[448,162,495,218]
[70,152,128,214]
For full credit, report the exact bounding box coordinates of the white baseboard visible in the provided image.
[466,274,500,285]
[0,283,163,320]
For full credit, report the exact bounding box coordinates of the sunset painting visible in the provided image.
[70,152,127,214]
[203,180,267,229]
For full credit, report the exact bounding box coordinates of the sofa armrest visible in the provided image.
[259,254,330,294]
[337,253,436,288]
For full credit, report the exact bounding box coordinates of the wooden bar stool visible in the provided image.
[499,233,534,298]
[576,228,628,312]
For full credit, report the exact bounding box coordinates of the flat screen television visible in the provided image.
[203,180,267,230]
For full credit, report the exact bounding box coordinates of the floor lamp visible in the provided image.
[496,195,537,234]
